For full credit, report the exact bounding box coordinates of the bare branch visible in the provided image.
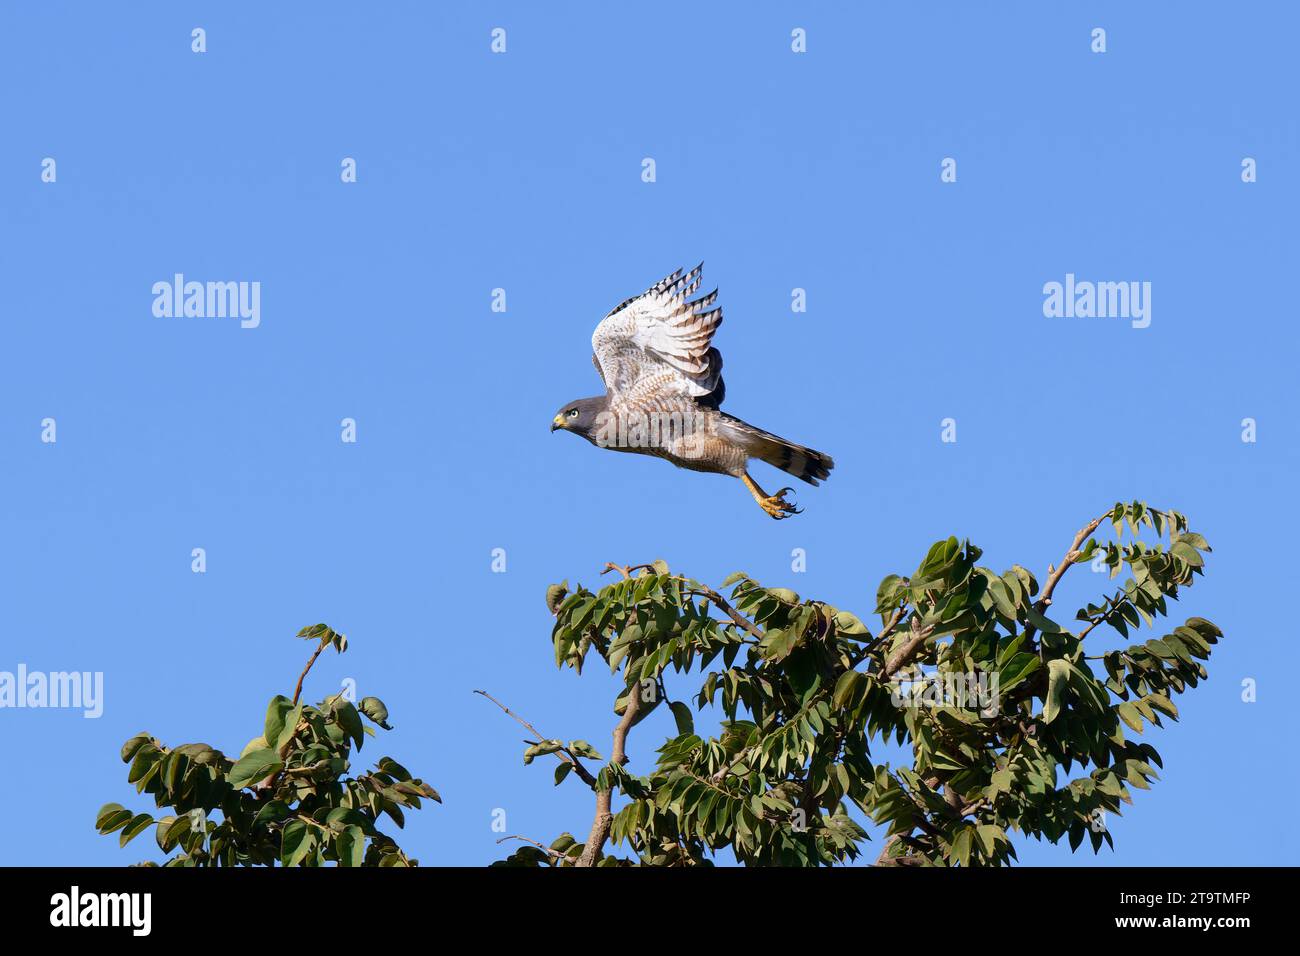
[473,689,598,789]
[1028,514,1108,629]
[291,639,328,706]
[602,562,634,580]
[496,835,566,862]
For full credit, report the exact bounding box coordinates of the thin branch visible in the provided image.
[851,605,906,667]
[670,576,765,641]
[291,639,328,706]
[881,615,936,680]
[1078,618,1104,640]
[1024,513,1108,646]
[1037,515,1108,611]
[602,562,634,580]
[473,689,598,789]
[496,835,566,861]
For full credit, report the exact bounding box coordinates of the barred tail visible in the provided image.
[719,414,835,486]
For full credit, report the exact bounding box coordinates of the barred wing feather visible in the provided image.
[590,264,724,403]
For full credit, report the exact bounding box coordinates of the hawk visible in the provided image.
[551,265,834,519]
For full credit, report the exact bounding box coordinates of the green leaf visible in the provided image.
[253,801,290,828]
[95,803,131,833]
[1024,605,1065,634]
[359,697,392,730]
[997,653,1041,693]
[1043,659,1070,724]
[335,825,365,867]
[120,735,151,763]
[1117,701,1144,733]
[332,698,365,750]
[545,581,569,613]
[568,741,603,763]
[264,696,302,752]
[669,701,695,736]
[976,824,1003,857]
[951,827,973,867]
[227,748,284,789]
[119,813,155,848]
[834,610,871,636]
[281,821,314,867]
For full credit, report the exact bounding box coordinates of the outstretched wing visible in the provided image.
[591,265,724,406]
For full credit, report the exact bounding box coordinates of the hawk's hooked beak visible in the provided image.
[551,414,566,432]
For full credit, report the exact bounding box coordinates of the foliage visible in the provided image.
[95,624,439,866]
[489,501,1221,867]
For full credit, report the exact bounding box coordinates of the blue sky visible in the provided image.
[1,1,1295,866]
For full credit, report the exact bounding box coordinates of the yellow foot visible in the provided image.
[758,487,801,520]
[742,472,802,520]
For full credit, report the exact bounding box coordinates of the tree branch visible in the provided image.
[473,689,598,789]
[881,615,936,680]
[496,834,566,862]
[679,581,765,641]
[873,833,925,866]
[1025,513,1108,642]
[291,639,328,706]
[850,606,906,667]
[576,679,642,866]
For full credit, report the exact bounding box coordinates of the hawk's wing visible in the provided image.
[591,265,724,405]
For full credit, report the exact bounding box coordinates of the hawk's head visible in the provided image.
[551,396,608,442]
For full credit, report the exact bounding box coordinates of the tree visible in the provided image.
[95,624,439,866]
[483,501,1222,866]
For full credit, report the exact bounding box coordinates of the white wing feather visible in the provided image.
[591,265,723,400]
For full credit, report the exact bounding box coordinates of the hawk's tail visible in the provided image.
[718,414,835,486]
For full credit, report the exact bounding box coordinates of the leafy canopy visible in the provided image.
[95,624,439,866]
[490,501,1221,867]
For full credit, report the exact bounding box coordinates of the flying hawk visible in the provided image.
[551,265,834,519]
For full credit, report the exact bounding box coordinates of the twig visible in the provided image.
[496,835,566,861]
[851,606,906,667]
[291,639,328,706]
[1025,513,1108,644]
[473,690,598,788]
[670,576,765,641]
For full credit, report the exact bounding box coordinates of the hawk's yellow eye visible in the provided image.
[567,409,579,418]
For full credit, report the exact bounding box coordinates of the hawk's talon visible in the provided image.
[742,472,804,520]
[758,487,801,520]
